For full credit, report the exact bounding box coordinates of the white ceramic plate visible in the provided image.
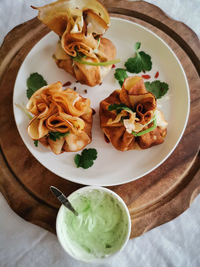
[13,17,190,186]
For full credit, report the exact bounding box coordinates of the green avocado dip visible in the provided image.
[59,189,130,261]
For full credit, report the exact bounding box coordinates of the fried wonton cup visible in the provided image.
[99,76,168,151]
[33,0,116,87]
[26,82,93,154]
[54,37,116,86]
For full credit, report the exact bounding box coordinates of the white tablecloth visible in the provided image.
[0,1,199,266]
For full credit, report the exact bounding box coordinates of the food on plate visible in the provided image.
[26,82,93,154]
[99,76,168,151]
[33,0,117,86]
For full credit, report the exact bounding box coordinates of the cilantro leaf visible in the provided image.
[82,148,97,161]
[34,140,38,147]
[108,103,128,111]
[145,80,169,99]
[114,68,128,87]
[125,51,152,73]
[49,131,69,141]
[26,73,47,99]
[74,148,98,169]
[135,42,141,51]
[81,159,94,169]
[74,154,81,168]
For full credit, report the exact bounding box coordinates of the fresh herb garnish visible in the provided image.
[34,140,39,147]
[134,42,141,51]
[72,44,120,66]
[108,103,133,114]
[73,57,120,66]
[97,38,101,47]
[26,73,47,99]
[114,42,152,86]
[114,68,128,87]
[145,81,169,99]
[74,148,98,169]
[125,42,152,73]
[132,118,157,136]
[49,131,69,141]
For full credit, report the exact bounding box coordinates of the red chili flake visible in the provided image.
[142,75,151,79]
[73,87,76,91]
[104,134,110,143]
[154,71,159,78]
[63,81,71,87]
[112,64,116,69]
[92,109,96,115]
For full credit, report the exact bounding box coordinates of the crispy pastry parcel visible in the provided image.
[99,76,168,151]
[26,82,92,154]
[33,0,116,86]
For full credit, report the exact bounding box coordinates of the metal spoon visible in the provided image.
[50,186,78,216]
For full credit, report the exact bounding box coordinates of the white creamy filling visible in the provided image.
[123,119,144,134]
[155,110,168,129]
[123,109,168,134]
[123,119,135,134]
[70,16,84,33]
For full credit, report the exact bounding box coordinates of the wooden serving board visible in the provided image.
[0,1,200,238]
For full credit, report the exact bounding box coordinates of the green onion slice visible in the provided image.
[96,38,101,49]
[93,39,100,53]
[73,58,120,66]
[132,117,157,137]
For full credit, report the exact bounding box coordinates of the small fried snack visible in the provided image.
[99,76,168,151]
[33,0,117,86]
[26,82,93,154]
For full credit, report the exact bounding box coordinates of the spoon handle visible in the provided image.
[50,186,78,216]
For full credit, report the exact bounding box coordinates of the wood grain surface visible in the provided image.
[0,0,199,238]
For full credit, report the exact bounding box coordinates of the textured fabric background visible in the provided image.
[0,1,200,266]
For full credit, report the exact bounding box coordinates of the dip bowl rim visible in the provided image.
[56,185,131,263]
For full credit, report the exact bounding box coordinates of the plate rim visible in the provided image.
[12,16,190,186]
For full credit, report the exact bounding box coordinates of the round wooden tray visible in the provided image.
[0,1,199,238]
